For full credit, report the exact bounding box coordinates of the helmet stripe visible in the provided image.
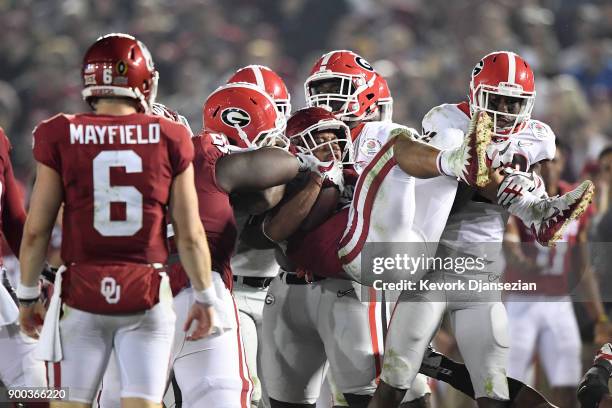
[506,52,516,84]
[252,66,266,90]
[319,51,334,71]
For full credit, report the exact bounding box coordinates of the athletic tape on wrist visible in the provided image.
[436,150,451,177]
[194,286,217,306]
[16,283,41,300]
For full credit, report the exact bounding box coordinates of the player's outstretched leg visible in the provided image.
[421,346,560,408]
[502,178,594,247]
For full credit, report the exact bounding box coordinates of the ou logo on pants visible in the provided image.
[101,277,121,304]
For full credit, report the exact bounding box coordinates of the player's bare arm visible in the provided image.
[18,163,63,339]
[394,111,493,187]
[264,172,323,242]
[215,147,300,194]
[169,164,215,340]
[231,185,286,215]
[262,107,351,242]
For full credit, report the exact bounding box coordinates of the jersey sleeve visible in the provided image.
[161,118,195,176]
[528,120,556,162]
[32,114,66,173]
[421,106,464,150]
[193,132,228,193]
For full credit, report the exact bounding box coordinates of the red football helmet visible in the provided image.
[227,65,291,117]
[203,83,287,149]
[81,33,158,112]
[304,50,379,122]
[469,51,535,136]
[286,107,353,165]
[375,74,393,122]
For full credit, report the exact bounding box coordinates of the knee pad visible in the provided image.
[489,303,509,349]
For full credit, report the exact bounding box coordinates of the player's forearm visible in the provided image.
[218,148,299,193]
[19,226,51,287]
[231,185,286,215]
[175,227,212,291]
[393,136,443,179]
[264,173,322,242]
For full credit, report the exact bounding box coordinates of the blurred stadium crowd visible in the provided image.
[0,0,610,183]
[0,0,611,406]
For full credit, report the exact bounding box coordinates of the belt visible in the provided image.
[233,275,274,289]
[279,271,326,285]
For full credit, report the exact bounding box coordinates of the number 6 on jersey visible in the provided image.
[93,150,143,237]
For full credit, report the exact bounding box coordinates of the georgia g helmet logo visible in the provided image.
[355,56,374,72]
[221,108,251,127]
[472,60,484,78]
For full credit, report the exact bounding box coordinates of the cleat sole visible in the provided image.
[546,181,594,247]
[474,112,492,187]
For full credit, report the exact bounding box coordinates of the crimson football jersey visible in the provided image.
[0,127,26,262]
[168,131,237,293]
[32,113,193,313]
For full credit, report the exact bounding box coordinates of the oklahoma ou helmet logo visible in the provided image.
[355,56,374,72]
[221,108,251,127]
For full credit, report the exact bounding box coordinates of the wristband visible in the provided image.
[598,314,609,324]
[194,286,217,306]
[436,150,452,177]
[16,283,41,300]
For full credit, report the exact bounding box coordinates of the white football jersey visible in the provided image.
[422,102,556,260]
[352,120,461,245]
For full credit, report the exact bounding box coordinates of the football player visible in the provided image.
[260,50,496,408]
[370,51,593,408]
[18,33,214,408]
[260,107,393,408]
[227,65,292,408]
[504,141,609,408]
[0,125,49,399]
[266,50,585,408]
[297,50,592,283]
[161,83,327,408]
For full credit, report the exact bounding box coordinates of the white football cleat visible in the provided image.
[511,180,594,247]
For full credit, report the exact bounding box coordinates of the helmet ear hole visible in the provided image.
[129,47,136,61]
